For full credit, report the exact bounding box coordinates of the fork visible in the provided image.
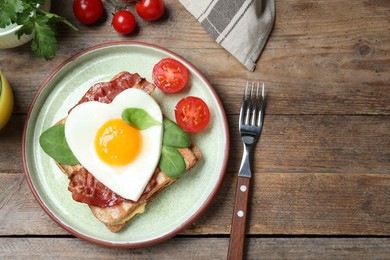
[227,81,265,260]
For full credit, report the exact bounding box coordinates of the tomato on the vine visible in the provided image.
[73,0,104,24]
[175,97,211,133]
[152,58,188,93]
[136,0,165,21]
[112,10,137,34]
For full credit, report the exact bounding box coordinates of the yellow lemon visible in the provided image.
[0,71,14,130]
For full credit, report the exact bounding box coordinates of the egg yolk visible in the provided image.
[94,119,141,166]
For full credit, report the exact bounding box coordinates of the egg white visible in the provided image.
[65,88,163,201]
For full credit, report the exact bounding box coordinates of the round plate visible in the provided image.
[22,42,230,248]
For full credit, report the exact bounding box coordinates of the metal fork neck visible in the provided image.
[241,135,258,144]
[238,143,255,178]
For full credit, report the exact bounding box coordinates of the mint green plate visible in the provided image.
[22,42,230,248]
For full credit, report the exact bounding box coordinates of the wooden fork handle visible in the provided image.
[227,176,250,260]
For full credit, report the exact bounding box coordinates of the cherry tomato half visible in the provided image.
[136,0,165,21]
[152,58,188,93]
[175,96,210,133]
[73,0,104,25]
[112,10,137,34]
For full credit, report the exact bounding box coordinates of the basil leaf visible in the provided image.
[122,108,161,130]
[159,146,186,178]
[39,124,79,165]
[162,118,190,148]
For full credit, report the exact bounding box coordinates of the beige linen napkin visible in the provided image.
[179,0,275,71]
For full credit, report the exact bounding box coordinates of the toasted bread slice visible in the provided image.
[56,144,201,232]
[53,72,202,232]
[90,145,202,232]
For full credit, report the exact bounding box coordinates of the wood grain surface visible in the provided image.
[0,237,389,260]
[0,0,389,258]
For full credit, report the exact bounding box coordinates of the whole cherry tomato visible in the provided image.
[136,0,165,21]
[112,10,137,34]
[73,0,104,24]
[175,96,211,132]
[152,58,188,93]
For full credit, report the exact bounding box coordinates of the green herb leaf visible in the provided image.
[162,118,190,148]
[159,146,186,178]
[39,124,79,165]
[42,11,79,32]
[122,108,161,130]
[0,0,24,27]
[16,6,34,30]
[1,0,78,60]
[31,15,57,60]
[16,10,34,39]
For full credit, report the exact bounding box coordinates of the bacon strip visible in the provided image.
[76,72,155,105]
[68,167,160,208]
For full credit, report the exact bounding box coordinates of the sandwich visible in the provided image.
[39,71,202,232]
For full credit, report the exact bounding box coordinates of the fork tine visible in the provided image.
[257,82,265,126]
[245,82,254,125]
[239,82,249,125]
[251,82,260,126]
[241,81,265,127]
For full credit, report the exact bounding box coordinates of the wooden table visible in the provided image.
[1,1,389,258]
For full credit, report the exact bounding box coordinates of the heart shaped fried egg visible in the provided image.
[65,88,163,201]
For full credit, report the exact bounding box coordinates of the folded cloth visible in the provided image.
[179,0,275,71]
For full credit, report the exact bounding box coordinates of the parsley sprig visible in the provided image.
[0,0,78,60]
